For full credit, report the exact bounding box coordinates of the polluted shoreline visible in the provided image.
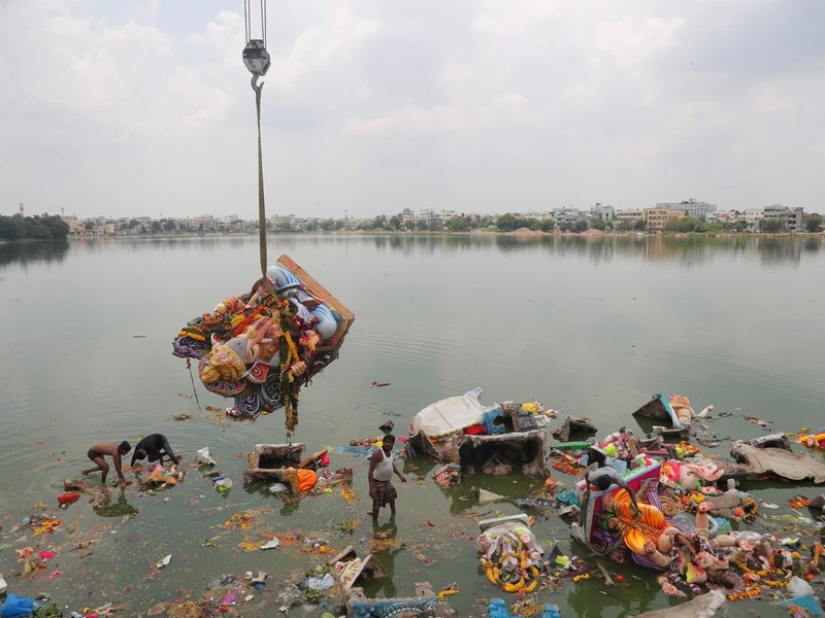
[2,388,824,618]
[2,257,824,618]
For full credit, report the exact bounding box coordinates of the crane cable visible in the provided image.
[242,0,271,278]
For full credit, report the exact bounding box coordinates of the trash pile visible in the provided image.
[171,255,354,433]
[396,388,825,617]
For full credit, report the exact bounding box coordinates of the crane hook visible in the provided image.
[243,39,271,93]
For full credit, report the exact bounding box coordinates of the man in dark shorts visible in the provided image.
[130,433,180,469]
[83,441,132,485]
[367,434,406,521]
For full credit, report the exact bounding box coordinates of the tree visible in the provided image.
[0,214,68,241]
[538,218,554,232]
[388,215,402,231]
[573,220,589,233]
[373,215,387,230]
[590,218,606,231]
[446,216,471,232]
[633,219,647,231]
[804,215,823,233]
[615,221,631,232]
[760,219,782,233]
[416,219,429,231]
[151,220,162,233]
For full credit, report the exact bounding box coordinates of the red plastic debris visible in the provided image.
[57,492,81,506]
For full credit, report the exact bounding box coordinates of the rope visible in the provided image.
[185,358,203,413]
[254,80,267,277]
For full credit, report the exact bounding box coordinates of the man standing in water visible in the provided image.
[83,441,132,485]
[367,434,406,521]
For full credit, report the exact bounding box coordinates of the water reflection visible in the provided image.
[366,518,401,598]
[50,234,825,269]
[0,241,69,269]
[94,490,139,518]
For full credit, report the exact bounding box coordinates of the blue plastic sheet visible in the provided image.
[1,593,37,618]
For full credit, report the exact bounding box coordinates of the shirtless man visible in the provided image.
[83,441,132,485]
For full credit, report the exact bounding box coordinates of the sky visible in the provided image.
[1,0,824,220]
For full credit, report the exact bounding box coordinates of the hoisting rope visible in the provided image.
[254,79,267,277]
[243,0,271,278]
[244,1,294,443]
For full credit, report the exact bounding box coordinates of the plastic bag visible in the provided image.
[777,595,824,617]
[196,448,216,466]
[306,573,335,591]
[1,593,38,618]
[788,575,815,598]
[278,585,303,607]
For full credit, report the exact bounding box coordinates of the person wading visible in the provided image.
[82,441,132,486]
[367,434,406,521]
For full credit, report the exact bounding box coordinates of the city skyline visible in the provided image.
[2,1,824,219]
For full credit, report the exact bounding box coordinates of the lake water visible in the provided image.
[1,234,824,617]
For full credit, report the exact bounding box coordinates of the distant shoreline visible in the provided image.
[57,230,825,241]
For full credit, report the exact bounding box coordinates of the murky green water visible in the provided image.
[1,235,824,617]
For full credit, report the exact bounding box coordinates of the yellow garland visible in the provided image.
[503,579,525,593]
[728,586,761,601]
[572,573,591,583]
[179,329,206,341]
[230,314,245,329]
[284,330,299,361]
[761,579,788,588]
[437,588,459,601]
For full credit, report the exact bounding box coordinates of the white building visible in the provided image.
[763,205,804,232]
[417,209,436,224]
[656,199,717,220]
[615,209,644,222]
[590,203,615,222]
[272,214,296,229]
[552,207,581,226]
[745,208,764,226]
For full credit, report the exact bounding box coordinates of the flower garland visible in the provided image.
[728,585,760,601]
[483,551,541,593]
[278,300,301,435]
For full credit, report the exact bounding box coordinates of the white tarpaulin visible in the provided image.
[410,387,499,438]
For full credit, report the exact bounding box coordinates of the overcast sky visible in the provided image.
[1,0,823,220]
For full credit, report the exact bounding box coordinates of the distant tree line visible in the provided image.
[0,214,69,241]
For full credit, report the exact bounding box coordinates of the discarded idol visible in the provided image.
[172,255,354,433]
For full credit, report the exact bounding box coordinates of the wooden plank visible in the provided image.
[278,254,355,323]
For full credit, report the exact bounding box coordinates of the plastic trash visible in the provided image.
[0,573,6,595]
[260,538,280,550]
[777,595,824,617]
[157,554,172,569]
[215,478,233,494]
[788,576,815,598]
[0,593,38,618]
[278,585,303,607]
[306,573,335,591]
[196,448,216,466]
[269,483,289,494]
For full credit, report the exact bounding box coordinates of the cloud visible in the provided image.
[0,0,823,219]
[595,16,686,66]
